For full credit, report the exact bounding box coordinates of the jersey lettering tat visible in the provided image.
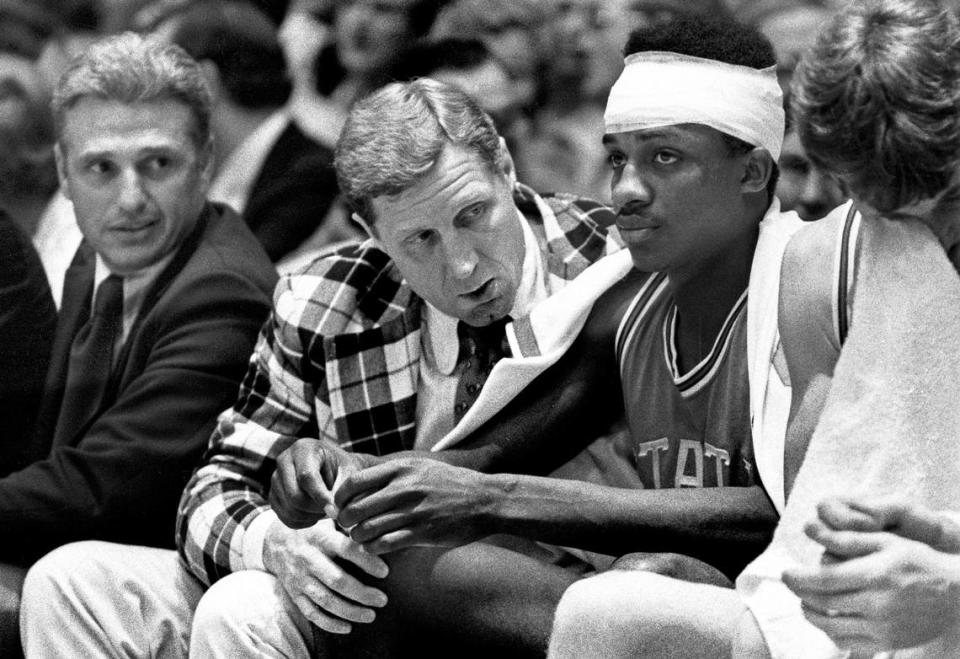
[617,273,755,491]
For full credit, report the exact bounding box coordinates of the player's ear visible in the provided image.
[740,148,774,195]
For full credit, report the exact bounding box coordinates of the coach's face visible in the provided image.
[56,97,212,275]
[367,142,525,327]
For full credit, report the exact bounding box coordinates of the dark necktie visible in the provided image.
[55,274,124,437]
[454,316,511,423]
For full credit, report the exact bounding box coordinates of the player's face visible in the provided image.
[368,143,525,327]
[777,129,847,222]
[604,123,757,281]
[56,97,211,275]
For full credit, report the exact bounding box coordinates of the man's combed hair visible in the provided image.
[334,78,503,224]
[52,32,212,148]
[792,0,960,212]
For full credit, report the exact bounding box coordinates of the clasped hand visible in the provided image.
[269,438,495,553]
[782,496,960,654]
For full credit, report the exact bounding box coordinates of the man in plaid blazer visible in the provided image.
[21,79,620,657]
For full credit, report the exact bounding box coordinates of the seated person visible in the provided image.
[0,210,55,475]
[20,78,621,658]
[267,14,803,656]
[3,32,277,656]
[547,1,960,656]
[775,88,847,222]
[152,0,346,263]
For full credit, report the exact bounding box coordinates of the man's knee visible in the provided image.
[22,541,106,614]
[609,552,732,588]
[193,571,280,633]
[549,573,623,658]
[192,570,312,657]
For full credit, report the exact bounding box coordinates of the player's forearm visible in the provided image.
[483,475,777,569]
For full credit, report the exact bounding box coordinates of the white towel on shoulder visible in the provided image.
[738,214,960,658]
[748,200,806,514]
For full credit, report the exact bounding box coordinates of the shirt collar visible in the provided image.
[93,249,177,343]
[424,206,547,375]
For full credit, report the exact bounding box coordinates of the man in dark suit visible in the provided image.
[155,0,345,263]
[0,32,277,655]
[0,211,56,475]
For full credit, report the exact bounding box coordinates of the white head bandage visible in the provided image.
[604,51,785,160]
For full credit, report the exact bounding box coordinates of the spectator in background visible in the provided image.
[431,0,547,110]
[0,0,61,59]
[0,210,56,479]
[152,0,346,263]
[0,53,81,307]
[744,0,836,90]
[4,32,277,656]
[513,0,624,203]
[305,0,445,135]
[390,38,525,152]
[0,59,58,239]
[277,0,339,145]
[776,89,847,222]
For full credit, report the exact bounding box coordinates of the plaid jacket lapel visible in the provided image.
[320,187,618,456]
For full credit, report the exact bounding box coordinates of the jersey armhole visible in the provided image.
[832,205,862,347]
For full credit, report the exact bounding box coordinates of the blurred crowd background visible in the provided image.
[1,0,852,293]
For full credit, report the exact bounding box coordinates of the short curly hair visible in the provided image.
[791,0,960,213]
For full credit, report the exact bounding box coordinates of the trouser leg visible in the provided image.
[21,542,202,659]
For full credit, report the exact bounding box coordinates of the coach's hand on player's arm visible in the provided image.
[783,497,960,653]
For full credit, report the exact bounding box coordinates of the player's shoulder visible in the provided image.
[782,202,852,280]
[780,202,854,366]
[585,269,664,345]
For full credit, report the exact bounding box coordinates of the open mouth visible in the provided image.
[113,219,159,236]
[462,279,497,302]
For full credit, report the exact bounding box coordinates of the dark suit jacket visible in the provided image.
[244,119,339,262]
[1,203,277,565]
[0,211,56,473]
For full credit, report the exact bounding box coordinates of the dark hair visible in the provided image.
[792,0,960,213]
[407,0,447,37]
[390,38,493,81]
[624,13,776,68]
[0,78,58,202]
[167,0,292,110]
[625,14,780,198]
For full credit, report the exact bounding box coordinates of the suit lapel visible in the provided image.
[32,243,95,452]
[106,204,211,402]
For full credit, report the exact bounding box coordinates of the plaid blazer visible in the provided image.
[177,183,619,584]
